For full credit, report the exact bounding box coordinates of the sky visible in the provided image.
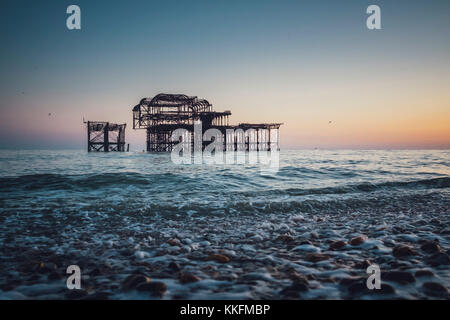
[0,0,449,150]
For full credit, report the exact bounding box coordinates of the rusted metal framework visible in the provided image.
[132,93,282,152]
[86,121,127,152]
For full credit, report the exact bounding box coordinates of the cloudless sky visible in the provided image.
[0,0,449,150]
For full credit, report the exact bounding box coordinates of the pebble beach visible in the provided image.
[0,150,448,299]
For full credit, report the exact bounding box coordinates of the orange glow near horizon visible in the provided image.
[1,1,449,150]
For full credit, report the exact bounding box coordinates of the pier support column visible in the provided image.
[104,122,109,152]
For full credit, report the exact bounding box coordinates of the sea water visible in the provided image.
[0,150,448,299]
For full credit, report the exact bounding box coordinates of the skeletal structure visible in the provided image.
[86,121,126,152]
[132,93,282,152]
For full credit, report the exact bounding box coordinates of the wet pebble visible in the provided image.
[345,278,395,296]
[309,232,319,240]
[420,241,442,254]
[293,244,320,253]
[121,274,150,290]
[415,270,434,278]
[179,273,201,284]
[36,262,56,274]
[136,281,167,297]
[349,235,368,246]
[134,251,149,259]
[422,282,448,297]
[276,234,294,243]
[166,246,181,254]
[250,235,264,242]
[48,271,63,281]
[305,253,330,262]
[0,279,23,291]
[376,283,396,295]
[208,254,230,263]
[353,259,372,269]
[168,261,181,272]
[168,238,181,246]
[392,245,417,258]
[329,240,346,250]
[280,281,309,298]
[426,252,450,266]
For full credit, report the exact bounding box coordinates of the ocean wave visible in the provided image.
[251,176,450,197]
[0,172,181,191]
[0,172,448,196]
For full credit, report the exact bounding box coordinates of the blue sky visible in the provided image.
[0,0,449,149]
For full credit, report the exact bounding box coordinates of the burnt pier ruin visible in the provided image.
[132,93,282,152]
[86,121,127,152]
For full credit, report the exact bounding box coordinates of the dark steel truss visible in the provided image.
[86,121,127,152]
[132,93,282,152]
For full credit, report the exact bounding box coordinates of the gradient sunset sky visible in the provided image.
[0,0,449,150]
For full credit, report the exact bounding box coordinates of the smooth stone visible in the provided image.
[208,254,230,263]
[276,234,294,243]
[166,246,181,254]
[36,262,55,274]
[168,262,181,272]
[305,253,330,262]
[339,276,365,287]
[377,283,396,295]
[168,238,181,246]
[179,273,201,284]
[309,232,319,240]
[280,281,309,298]
[288,272,310,286]
[392,245,417,258]
[136,281,167,297]
[422,282,448,297]
[251,235,264,242]
[347,281,395,295]
[134,251,149,259]
[353,260,372,269]
[293,244,320,253]
[121,274,150,290]
[426,252,450,266]
[420,241,442,254]
[0,279,23,291]
[48,271,63,280]
[329,240,347,250]
[415,270,434,277]
[349,235,368,246]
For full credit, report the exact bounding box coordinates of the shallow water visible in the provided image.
[0,150,449,299]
